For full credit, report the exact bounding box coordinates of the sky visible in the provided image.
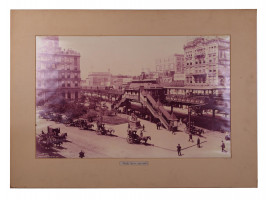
[58,36,229,79]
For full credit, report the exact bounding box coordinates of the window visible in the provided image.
[75,81,78,87]
[67,81,71,87]
[67,92,71,99]
[62,81,65,87]
[67,73,70,78]
[62,93,65,98]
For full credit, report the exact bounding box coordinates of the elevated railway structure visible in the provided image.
[81,85,230,131]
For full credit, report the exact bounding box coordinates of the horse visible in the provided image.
[197,129,204,136]
[141,136,151,144]
[59,133,67,140]
[54,133,67,140]
[107,127,115,135]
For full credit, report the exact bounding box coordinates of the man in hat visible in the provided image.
[177,144,182,156]
[197,137,201,148]
[221,141,225,152]
[188,133,193,142]
[79,150,85,158]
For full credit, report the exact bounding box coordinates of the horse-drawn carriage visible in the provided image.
[65,118,81,127]
[128,113,142,130]
[96,122,115,136]
[126,129,151,144]
[79,119,94,130]
[184,122,204,136]
[38,126,68,149]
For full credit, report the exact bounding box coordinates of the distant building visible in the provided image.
[111,75,133,90]
[86,72,112,88]
[36,36,81,105]
[129,79,159,90]
[183,37,230,87]
[80,80,87,88]
[155,54,185,74]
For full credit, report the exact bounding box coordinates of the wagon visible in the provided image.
[37,127,68,149]
[79,122,94,130]
[225,132,231,140]
[126,129,151,144]
[66,119,81,127]
[96,123,115,135]
[184,123,204,136]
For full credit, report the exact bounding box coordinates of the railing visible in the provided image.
[139,92,170,129]
[113,94,127,109]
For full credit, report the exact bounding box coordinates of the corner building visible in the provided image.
[184,37,230,87]
[36,36,81,104]
[155,54,185,74]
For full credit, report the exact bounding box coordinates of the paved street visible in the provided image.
[36,112,231,158]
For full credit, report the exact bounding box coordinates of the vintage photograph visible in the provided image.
[36,36,230,158]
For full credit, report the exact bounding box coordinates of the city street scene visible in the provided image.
[36,36,231,158]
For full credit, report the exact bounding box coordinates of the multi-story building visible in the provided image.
[36,36,81,104]
[183,37,230,87]
[111,75,133,90]
[86,72,112,88]
[155,54,185,74]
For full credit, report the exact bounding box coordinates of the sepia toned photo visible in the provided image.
[35,36,231,158]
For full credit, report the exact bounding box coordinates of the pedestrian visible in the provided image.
[188,133,193,142]
[221,141,225,152]
[79,150,85,158]
[140,130,144,137]
[197,137,200,148]
[177,144,182,156]
[156,122,159,130]
[142,124,145,131]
